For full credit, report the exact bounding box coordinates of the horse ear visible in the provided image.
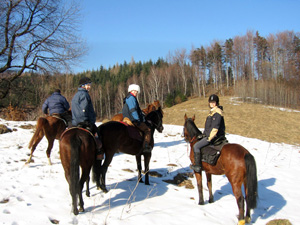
[192,115,195,121]
[184,113,188,120]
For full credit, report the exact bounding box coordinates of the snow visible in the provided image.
[0,119,299,225]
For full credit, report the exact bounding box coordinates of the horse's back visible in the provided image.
[217,143,250,175]
[60,128,96,164]
[99,121,142,155]
[99,121,127,133]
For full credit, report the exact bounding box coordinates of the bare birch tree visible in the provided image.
[0,0,86,99]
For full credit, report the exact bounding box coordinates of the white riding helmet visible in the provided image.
[128,84,140,93]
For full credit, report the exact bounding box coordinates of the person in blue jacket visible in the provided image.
[190,94,226,172]
[71,77,103,159]
[122,84,152,153]
[42,89,71,126]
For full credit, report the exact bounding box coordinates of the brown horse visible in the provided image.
[183,114,257,225]
[27,113,70,165]
[93,108,164,193]
[59,127,99,215]
[111,100,161,121]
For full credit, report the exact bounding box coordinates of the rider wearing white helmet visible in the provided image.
[122,84,152,153]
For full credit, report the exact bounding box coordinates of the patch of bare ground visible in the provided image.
[163,96,300,145]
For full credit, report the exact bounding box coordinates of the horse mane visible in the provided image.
[186,118,202,138]
[146,107,163,120]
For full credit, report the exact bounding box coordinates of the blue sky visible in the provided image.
[73,0,300,73]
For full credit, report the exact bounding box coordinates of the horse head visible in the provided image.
[183,114,203,143]
[146,107,164,133]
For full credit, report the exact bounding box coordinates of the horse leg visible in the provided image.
[231,182,245,224]
[136,155,144,183]
[244,178,251,224]
[97,154,113,193]
[78,170,90,213]
[64,170,79,215]
[194,172,204,205]
[205,172,214,203]
[45,138,55,165]
[85,175,90,197]
[26,134,44,164]
[143,153,151,185]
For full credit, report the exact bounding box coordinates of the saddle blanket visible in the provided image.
[119,121,143,142]
[201,139,228,165]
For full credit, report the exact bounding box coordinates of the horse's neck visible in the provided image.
[190,123,201,138]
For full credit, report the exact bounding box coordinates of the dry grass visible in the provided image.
[163,96,300,145]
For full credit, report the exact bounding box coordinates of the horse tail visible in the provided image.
[245,153,258,209]
[28,117,47,149]
[70,133,81,210]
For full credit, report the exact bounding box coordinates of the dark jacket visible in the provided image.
[71,87,96,126]
[42,92,70,115]
[204,106,225,143]
[122,93,144,123]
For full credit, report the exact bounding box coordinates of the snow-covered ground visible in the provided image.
[0,119,299,225]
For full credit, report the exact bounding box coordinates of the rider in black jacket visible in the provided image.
[190,94,226,172]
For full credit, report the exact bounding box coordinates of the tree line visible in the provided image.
[1,30,299,121]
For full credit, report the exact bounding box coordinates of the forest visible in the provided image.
[0,30,299,121]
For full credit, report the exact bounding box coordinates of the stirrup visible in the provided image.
[96,149,104,160]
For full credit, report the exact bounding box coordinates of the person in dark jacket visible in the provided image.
[190,94,226,172]
[71,77,103,159]
[122,84,152,153]
[42,89,71,126]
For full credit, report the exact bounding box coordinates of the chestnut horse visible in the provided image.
[111,100,161,121]
[59,127,99,215]
[27,112,70,165]
[183,114,257,225]
[93,108,164,193]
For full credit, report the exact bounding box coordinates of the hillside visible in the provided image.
[162,96,300,145]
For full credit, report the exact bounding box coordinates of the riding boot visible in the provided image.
[93,125,104,160]
[190,151,202,173]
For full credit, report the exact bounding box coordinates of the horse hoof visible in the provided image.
[86,192,90,197]
[73,209,79,215]
[198,201,204,205]
[237,219,245,225]
[79,207,84,213]
[245,216,251,223]
[98,186,108,193]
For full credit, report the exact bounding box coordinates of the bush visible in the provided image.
[165,90,187,107]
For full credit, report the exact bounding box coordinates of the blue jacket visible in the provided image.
[42,92,70,115]
[122,93,144,123]
[71,88,96,126]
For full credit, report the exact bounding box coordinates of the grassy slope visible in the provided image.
[162,96,300,145]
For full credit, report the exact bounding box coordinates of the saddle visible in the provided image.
[120,117,143,142]
[201,136,228,165]
[60,127,101,148]
[51,113,68,127]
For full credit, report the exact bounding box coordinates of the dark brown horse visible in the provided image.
[111,100,161,121]
[93,108,164,193]
[59,127,98,215]
[27,113,70,165]
[183,114,257,225]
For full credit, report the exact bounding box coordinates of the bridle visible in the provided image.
[183,119,202,144]
[147,110,163,130]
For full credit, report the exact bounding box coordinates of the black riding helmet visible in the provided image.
[208,94,219,105]
[79,77,92,87]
